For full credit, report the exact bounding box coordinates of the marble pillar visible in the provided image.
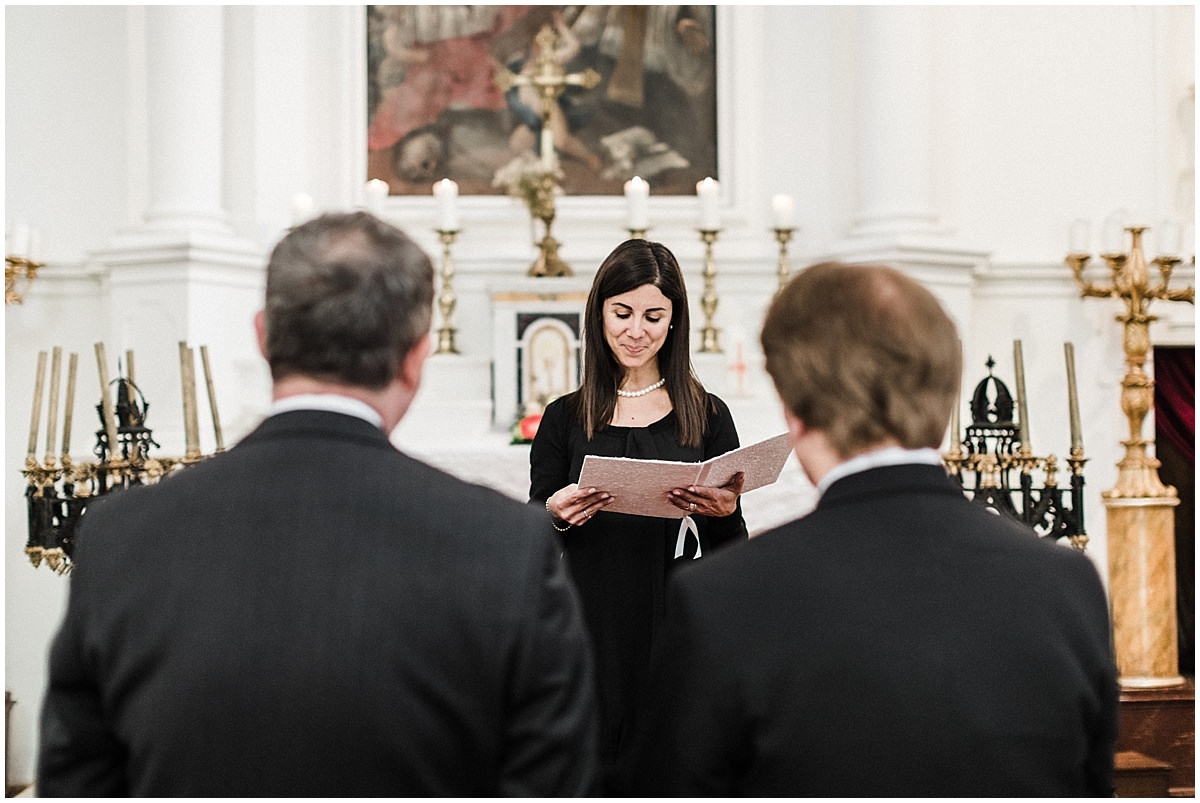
[825,6,988,324]
[91,5,267,452]
[144,6,231,234]
[851,6,940,237]
[1107,498,1184,687]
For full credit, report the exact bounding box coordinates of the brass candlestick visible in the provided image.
[435,228,460,354]
[773,227,796,292]
[6,255,44,304]
[1067,223,1194,688]
[698,229,722,353]
[627,228,648,241]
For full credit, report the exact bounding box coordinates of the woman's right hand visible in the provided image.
[547,484,613,527]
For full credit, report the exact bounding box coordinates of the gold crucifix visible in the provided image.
[495,22,601,277]
[495,23,601,173]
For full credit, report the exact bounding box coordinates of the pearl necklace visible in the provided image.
[616,378,665,398]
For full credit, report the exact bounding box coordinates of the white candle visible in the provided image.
[365,179,389,214]
[27,351,47,460]
[1157,219,1180,255]
[1068,218,1091,253]
[290,193,315,226]
[624,176,649,231]
[10,220,30,257]
[1101,209,1127,252]
[1064,342,1082,450]
[771,194,795,230]
[697,177,721,231]
[62,352,78,459]
[1013,340,1030,450]
[433,178,459,231]
[27,227,43,262]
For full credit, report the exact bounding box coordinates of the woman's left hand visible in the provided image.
[670,471,745,518]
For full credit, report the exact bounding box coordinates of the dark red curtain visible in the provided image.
[1154,346,1194,677]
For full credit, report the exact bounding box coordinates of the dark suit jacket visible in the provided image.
[622,463,1118,797]
[38,410,598,796]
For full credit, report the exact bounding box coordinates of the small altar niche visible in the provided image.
[490,279,589,428]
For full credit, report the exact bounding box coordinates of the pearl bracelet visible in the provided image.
[546,498,571,532]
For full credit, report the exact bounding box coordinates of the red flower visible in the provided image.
[518,413,542,441]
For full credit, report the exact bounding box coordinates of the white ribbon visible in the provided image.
[674,515,701,560]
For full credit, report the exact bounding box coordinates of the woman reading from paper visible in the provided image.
[529,238,747,791]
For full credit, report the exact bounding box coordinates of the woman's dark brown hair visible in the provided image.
[574,239,710,446]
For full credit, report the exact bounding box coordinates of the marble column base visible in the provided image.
[1106,496,1185,688]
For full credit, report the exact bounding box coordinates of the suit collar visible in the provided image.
[817,463,962,509]
[241,408,394,448]
[267,393,384,429]
[816,446,943,496]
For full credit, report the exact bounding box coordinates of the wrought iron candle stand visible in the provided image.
[943,355,1089,551]
[21,342,222,574]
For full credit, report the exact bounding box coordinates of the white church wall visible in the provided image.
[4,6,136,265]
[3,4,1193,789]
[935,5,1194,265]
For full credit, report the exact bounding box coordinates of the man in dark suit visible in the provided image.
[622,261,1118,796]
[37,212,599,796]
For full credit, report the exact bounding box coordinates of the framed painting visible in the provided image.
[366,5,718,197]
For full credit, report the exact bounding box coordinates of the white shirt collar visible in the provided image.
[267,393,384,430]
[816,445,943,497]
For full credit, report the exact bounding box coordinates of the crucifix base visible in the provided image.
[529,235,572,278]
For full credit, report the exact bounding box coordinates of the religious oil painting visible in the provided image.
[366,5,718,197]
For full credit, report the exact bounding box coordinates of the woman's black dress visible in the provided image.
[528,391,748,786]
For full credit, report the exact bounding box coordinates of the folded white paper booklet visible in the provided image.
[577,432,793,519]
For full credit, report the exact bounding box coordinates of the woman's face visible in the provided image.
[602,283,673,373]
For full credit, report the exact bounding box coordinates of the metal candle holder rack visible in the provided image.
[20,342,223,573]
[943,345,1089,551]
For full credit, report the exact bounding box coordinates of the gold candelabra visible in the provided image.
[435,229,460,354]
[773,227,796,292]
[1067,222,1194,688]
[1066,225,1193,499]
[6,255,43,304]
[20,342,223,574]
[697,229,722,353]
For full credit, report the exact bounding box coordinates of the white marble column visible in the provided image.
[143,6,231,233]
[851,6,940,238]
[822,6,986,339]
[91,6,268,456]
